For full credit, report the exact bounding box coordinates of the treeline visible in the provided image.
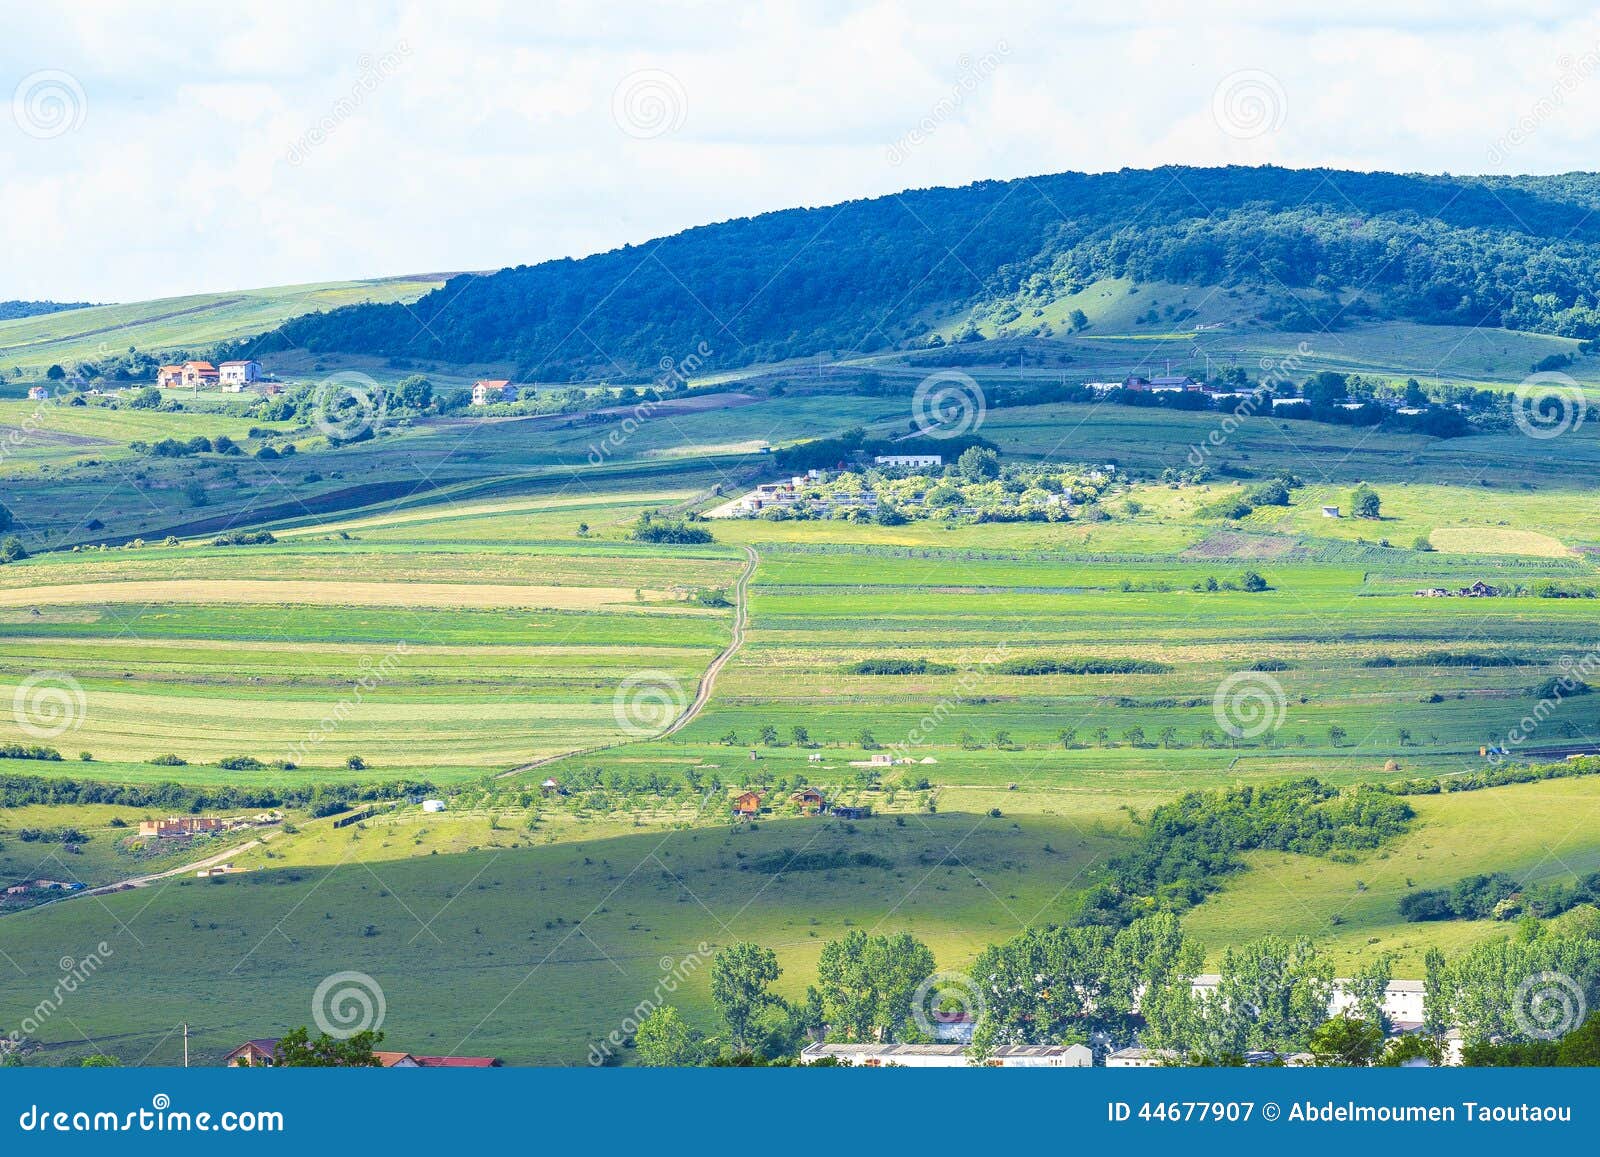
[1403,870,1600,924]
[1078,778,1415,925]
[0,774,436,813]
[1386,754,1600,797]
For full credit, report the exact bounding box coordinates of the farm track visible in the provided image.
[496,543,758,778]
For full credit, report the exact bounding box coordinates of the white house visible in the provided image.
[1106,1047,1178,1068]
[26,386,47,401]
[800,1042,1091,1068]
[421,799,446,813]
[873,454,942,468]
[472,379,514,405]
[219,360,262,387]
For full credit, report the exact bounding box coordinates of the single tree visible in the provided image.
[635,1005,701,1066]
[709,942,781,1053]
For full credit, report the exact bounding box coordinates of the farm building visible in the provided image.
[218,359,262,386]
[472,379,514,405]
[1321,505,1340,518]
[731,790,763,816]
[421,799,446,813]
[800,1042,1091,1068]
[1106,1047,1179,1068]
[139,816,224,839]
[181,360,219,387]
[26,386,48,401]
[541,777,565,795]
[873,454,942,468]
[223,1039,501,1067]
[790,787,828,814]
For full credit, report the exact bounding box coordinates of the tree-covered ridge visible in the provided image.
[264,166,1600,379]
[0,300,94,321]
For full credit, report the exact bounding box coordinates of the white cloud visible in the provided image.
[2,1,1600,301]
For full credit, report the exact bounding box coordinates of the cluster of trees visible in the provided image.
[630,511,714,544]
[267,167,1600,380]
[1079,778,1415,925]
[1402,870,1600,924]
[1386,753,1600,797]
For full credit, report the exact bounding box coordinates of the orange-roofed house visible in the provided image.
[472,379,513,405]
[181,361,219,388]
[732,790,763,816]
[157,365,184,388]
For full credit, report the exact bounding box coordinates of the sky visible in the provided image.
[5,0,1600,302]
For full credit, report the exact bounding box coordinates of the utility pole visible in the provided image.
[183,1022,189,1068]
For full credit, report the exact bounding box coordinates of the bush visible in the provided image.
[992,657,1172,676]
[217,756,265,770]
[846,658,957,675]
[148,753,188,766]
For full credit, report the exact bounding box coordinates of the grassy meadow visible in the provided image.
[2,315,1600,1062]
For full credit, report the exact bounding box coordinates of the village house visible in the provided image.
[801,1042,1091,1068]
[472,379,514,405]
[218,359,263,387]
[223,1039,501,1067]
[26,385,48,401]
[157,365,184,388]
[181,360,219,388]
[790,787,828,814]
[1106,1046,1179,1068]
[873,454,942,468]
[138,816,224,839]
[731,790,763,816]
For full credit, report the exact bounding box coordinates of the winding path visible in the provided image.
[496,544,759,778]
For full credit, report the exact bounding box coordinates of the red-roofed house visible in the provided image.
[414,1055,503,1067]
[157,365,184,388]
[472,379,513,405]
[222,1039,280,1066]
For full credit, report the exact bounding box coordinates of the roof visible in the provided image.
[372,1050,419,1067]
[224,1038,279,1059]
[474,379,512,388]
[414,1055,502,1067]
[218,359,257,367]
[184,361,217,371]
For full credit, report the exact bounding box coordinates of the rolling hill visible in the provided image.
[254,166,1600,381]
[0,275,451,382]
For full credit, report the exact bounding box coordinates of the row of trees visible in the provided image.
[633,914,1600,1066]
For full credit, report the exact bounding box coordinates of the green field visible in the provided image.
[2,303,1600,1063]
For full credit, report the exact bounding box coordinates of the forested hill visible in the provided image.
[265,166,1600,380]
